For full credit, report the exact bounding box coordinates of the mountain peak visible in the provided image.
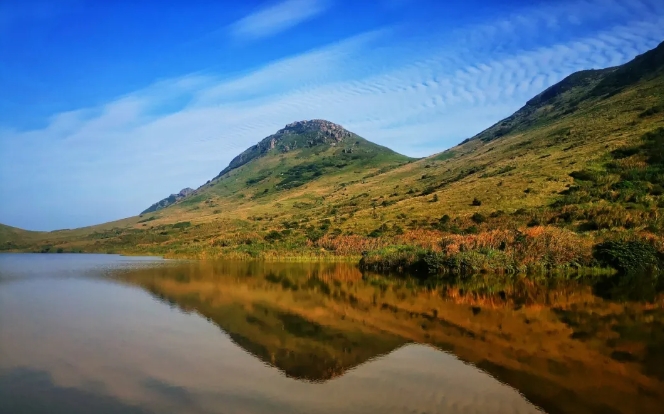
[215,120,358,178]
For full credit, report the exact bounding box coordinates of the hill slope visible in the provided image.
[3,42,664,270]
[0,224,43,251]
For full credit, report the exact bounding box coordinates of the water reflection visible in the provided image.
[116,260,664,414]
[1,254,663,414]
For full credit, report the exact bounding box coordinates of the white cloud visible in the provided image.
[230,0,330,40]
[1,0,663,229]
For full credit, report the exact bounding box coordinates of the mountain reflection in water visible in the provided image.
[1,254,662,414]
[116,260,664,414]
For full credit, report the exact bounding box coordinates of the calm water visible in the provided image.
[0,254,662,414]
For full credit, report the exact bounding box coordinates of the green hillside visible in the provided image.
[3,41,664,274]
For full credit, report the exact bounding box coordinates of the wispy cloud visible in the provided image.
[1,0,663,230]
[230,0,330,40]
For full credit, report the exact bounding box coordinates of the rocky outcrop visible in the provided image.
[280,119,352,143]
[140,188,194,215]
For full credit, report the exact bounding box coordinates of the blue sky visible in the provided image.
[1,0,663,231]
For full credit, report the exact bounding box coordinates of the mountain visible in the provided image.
[3,41,664,266]
[141,187,194,214]
[204,118,411,192]
[467,40,664,145]
[216,119,365,177]
[138,119,412,215]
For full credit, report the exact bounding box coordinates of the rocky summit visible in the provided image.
[278,119,353,143]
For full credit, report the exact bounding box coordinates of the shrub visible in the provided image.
[359,245,428,273]
[305,228,325,242]
[471,213,486,224]
[527,217,541,227]
[368,223,389,238]
[638,105,662,118]
[472,198,482,206]
[173,221,192,229]
[569,170,598,182]
[319,219,331,231]
[422,251,447,273]
[264,230,283,242]
[593,240,660,272]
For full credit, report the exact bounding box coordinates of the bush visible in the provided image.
[527,217,541,227]
[472,198,482,206]
[173,221,191,229]
[569,170,598,182]
[471,213,486,224]
[490,210,505,218]
[319,219,331,231]
[264,230,283,242]
[359,245,428,272]
[305,228,326,243]
[593,240,660,272]
[422,251,447,273]
[465,226,479,234]
[368,223,389,238]
[638,105,662,118]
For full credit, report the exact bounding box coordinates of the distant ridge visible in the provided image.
[141,187,194,214]
[465,40,664,145]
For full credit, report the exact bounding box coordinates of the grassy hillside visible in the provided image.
[3,42,664,274]
[0,224,42,250]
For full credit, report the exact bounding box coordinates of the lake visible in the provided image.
[0,254,662,414]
